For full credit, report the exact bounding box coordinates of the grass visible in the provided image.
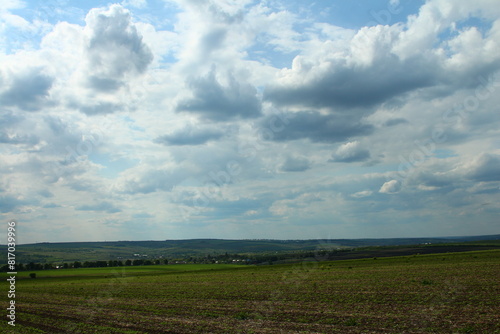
[2,250,499,333]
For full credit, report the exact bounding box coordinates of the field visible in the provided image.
[4,236,499,265]
[2,250,499,333]
[5,264,244,279]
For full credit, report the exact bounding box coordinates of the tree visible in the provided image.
[73,261,82,268]
[96,261,108,267]
[83,261,95,268]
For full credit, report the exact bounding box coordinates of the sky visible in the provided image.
[1,0,499,244]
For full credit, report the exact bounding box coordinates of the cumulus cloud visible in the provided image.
[173,0,257,66]
[266,56,435,110]
[264,25,438,110]
[39,4,155,115]
[330,141,371,163]
[379,180,402,194]
[176,68,262,121]
[83,4,153,92]
[264,1,500,114]
[0,67,54,111]
[260,111,374,143]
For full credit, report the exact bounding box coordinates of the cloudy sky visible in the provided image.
[1,0,499,244]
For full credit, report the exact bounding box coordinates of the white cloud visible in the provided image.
[351,190,373,198]
[84,5,153,84]
[379,180,402,194]
[330,141,371,163]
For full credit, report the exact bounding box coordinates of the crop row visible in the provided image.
[2,250,499,333]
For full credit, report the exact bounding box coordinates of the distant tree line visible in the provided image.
[0,249,354,272]
[0,259,169,272]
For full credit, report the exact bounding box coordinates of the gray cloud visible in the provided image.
[0,195,29,213]
[0,67,54,111]
[76,201,122,213]
[77,101,125,115]
[68,179,101,192]
[87,76,123,92]
[466,154,500,182]
[37,189,54,198]
[155,126,225,146]
[0,131,38,145]
[0,111,24,126]
[132,212,154,219]
[176,68,262,121]
[281,156,310,172]
[384,118,408,127]
[411,170,454,189]
[264,55,437,110]
[119,168,188,194]
[198,27,227,57]
[0,111,39,145]
[43,203,62,208]
[200,197,265,218]
[260,111,374,143]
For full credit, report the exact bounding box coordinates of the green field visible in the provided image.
[2,250,499,333]
[4,236,499,265]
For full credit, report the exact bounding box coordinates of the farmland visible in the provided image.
[2,250,499,333]
[4,235,499,265]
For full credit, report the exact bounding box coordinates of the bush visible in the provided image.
[344,318,359,326]
[234,311,251,320]
[29,273,37,279]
